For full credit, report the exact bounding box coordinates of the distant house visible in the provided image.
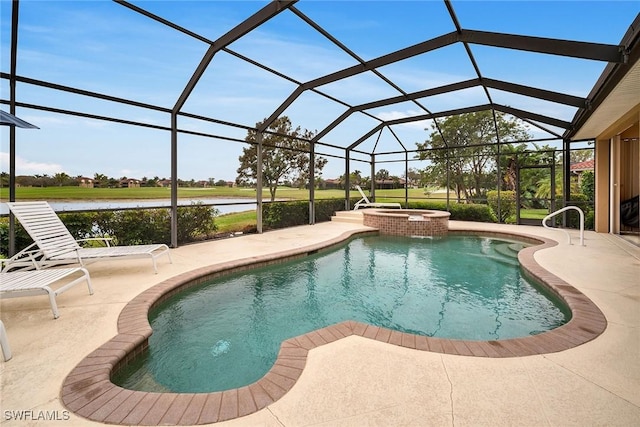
[375,178,406,189]
[225,181,235,188]
[570,159,595,184]
[120,178,141,188]
[196,180,210,188]
[157,179,172,188]
[78,177,94,188]
[324,178,342,189]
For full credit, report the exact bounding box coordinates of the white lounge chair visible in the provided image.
[4,201,172,273]
[0,267,93,319]
[353,185,402,210]
[0,320,11,361]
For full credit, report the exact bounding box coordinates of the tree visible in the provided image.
[516,144,562,208]
[236,116,327,201]
[580,171,595,201]
[571,148,594,163]
[375,169,390,181]
[416,111,531,203]
[403,168,423,187]
[107,177,119,188]
[93,173,108,188]
[53,172,71,186]
[144,176,159,187]
[338,170,363,188]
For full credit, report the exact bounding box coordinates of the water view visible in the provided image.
[0,198,257,215]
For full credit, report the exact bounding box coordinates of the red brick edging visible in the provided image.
[362,208,450,236]
[61,228,606,425]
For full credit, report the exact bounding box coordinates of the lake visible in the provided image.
[0,198,258,216]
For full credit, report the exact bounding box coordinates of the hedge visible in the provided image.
[263,198,349,229]
[0,204,218,257]
[486,190,516,223]
[406,201,497,223]
[1,198,505,257]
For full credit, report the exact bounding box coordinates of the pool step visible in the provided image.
[485,243,523,267]
[331,210,364,224]
[494,243,524,259]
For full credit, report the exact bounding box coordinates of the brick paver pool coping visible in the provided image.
[62,229,607,425]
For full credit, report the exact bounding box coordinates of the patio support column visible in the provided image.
[345,150,351,210]
[309,140,315,225]
[405,152,409,208]
[516,154,521,224]
[593,138,611,232]
[8,0,19,256]
[257,132,263,234]
[563,138,571,224]
[610,135,622,234]
[170,112,178,248]
[446,148,451,210]
[551,151,557,216]
[496,134,502,222]
[370,154,376,201]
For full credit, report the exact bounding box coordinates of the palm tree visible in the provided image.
[53,172,70,186]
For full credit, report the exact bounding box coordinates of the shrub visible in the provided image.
[109,209,170,245]
[263,199,350,229]
[315,199,349,222]
[585,210,595,230]
[107,204,218,245]
[59,212,104,240]
[580,171,595,201]
[449,203,497,223]
[0,204,219,257]
[0,218,33,257]
[487,190,516,223]
[562,194,594,230]
[175,204,219,243]
[406,200,496,222]
[263,201,305,229]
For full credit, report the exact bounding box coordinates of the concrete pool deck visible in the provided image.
[1,220,639,426]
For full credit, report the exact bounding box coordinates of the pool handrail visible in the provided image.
[542,206,585,246]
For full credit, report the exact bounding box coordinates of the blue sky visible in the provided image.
[1,0,638,182]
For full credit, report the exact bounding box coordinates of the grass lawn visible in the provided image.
[0,186,476,237]
[0,186,346,200]
[520,208,549,219]
[0,186,454,202]
[0,186,457,234]
[0,186,243,200]
[215,210,256,233]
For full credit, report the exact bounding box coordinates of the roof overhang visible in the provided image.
[569,14,640,141]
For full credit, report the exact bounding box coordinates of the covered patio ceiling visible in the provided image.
[2,0,639,247]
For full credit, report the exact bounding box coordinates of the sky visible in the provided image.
[1,0,638,182]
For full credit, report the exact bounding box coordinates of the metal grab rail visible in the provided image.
[542,206,585,246]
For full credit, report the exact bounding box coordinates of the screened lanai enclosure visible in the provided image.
[2,0,639,248]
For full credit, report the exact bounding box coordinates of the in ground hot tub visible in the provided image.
[362,209,450,236]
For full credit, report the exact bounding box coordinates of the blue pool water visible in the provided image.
[113,235,569,393]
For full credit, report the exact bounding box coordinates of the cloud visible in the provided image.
[0,152,66,176]
[375,110,432,130]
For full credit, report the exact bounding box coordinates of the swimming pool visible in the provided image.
[113,234,569,393]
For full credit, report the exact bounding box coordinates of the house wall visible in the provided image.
[594,105,640,233]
